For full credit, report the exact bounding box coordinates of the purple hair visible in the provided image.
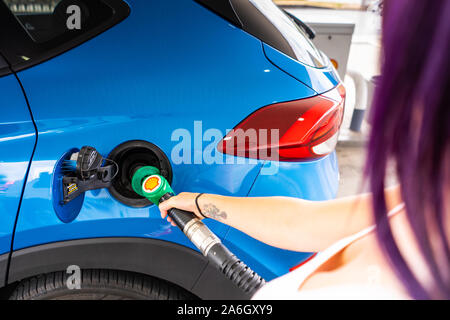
[366,0,450,299]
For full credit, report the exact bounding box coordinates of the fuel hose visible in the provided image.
[131,166,266,297]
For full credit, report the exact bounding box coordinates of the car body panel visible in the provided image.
[1,0,341,290]
[0,73,36,255]
[12,0,324,249]
[249,152,339,200]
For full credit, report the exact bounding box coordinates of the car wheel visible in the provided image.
[9,269,196,300]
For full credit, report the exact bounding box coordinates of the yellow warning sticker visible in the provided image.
[68,183,78,195]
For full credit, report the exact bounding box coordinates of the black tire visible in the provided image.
[9,269,196,300]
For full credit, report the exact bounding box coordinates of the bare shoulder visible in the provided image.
[299,213,414,297]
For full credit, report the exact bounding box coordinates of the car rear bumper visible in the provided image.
[248,151,339,200]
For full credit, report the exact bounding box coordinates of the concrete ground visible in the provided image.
[335,145,367,198]
[336,143,399,198]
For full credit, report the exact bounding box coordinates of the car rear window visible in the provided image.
[2,0,114,43]
[0,0,129,72]
[196,0,326,68]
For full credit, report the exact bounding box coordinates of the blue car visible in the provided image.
[0,0,344,299]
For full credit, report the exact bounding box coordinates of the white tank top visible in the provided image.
[252,203,407,300]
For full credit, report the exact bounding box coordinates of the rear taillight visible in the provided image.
[218,84,345,161]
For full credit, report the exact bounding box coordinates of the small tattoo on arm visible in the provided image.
[202,203,227,221]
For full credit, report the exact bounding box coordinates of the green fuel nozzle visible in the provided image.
[132,166,201,229]
[131,166,173,205]
[131,166,265,298]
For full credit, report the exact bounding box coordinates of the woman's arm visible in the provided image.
[158,185,402,252]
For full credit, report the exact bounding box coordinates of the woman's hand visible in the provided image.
[158,192,203,226]
[157,187,403,252]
